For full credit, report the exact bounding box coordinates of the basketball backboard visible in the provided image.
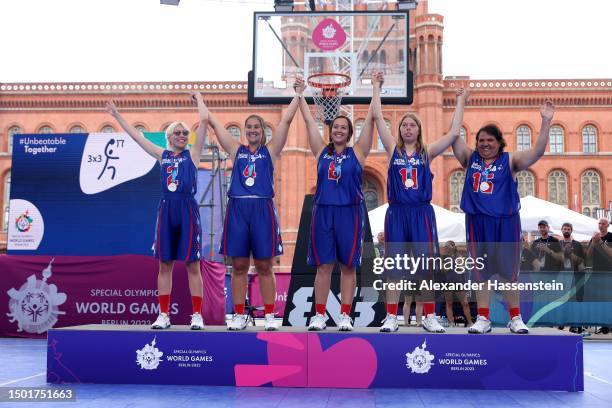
[248,10,413,105]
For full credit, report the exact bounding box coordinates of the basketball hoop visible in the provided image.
[307,72,351,125]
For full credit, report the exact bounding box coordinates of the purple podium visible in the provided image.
[47,325,583,391]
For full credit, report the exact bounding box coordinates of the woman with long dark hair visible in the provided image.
[299,74,380,331]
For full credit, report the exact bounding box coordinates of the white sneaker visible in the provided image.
[227,314,247,331]
[308,313,327,331]
[468,315,492,334]
[508,315,529,334]
[151,313,171,329]
[338,313,353,331]
[190,312,204,330]
[380,314,399,332]
[264,313,278,331]
[422,314,446,333]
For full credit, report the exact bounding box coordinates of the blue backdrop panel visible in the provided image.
[8,134,223,260]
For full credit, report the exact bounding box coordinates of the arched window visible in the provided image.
[362,177,381,212]
[459,126,467,141]
[581,170,601,217]
[69,125,85,134]
[101,125,115,133]
[38,125,53,134]
[548,170,568,206]
[516,125,531,151]
[227,125,241,141]
[3,172,10,232]
[355,119,365,139]
[264,125,273,144]
[398,49,404,67]
[376,119,392,151]
[516,170,535,198]
[449,170,465,213]
[379,50,387,71]
[7,126,22,153]
[362,50,369,64]
[549,125,564,153]
[134,125,147,133]
[376,133,385,151]
[582,125,597,153]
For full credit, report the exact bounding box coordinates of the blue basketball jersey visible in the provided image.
[160,150,197,197]
[460,151,520,216]
[314,147,363,205]
[387,148,432,205]
[228,145,274,198]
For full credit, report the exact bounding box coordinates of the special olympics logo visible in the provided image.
[15,210,33,232]
[406,339,435,374]
[136,337,164,370]
[7,259,67,334]
[322,24,336,39]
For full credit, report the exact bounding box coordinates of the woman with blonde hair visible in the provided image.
[376,79,468,333]
[106,94,208,330]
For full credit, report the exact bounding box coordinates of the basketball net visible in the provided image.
[308,73,351,125]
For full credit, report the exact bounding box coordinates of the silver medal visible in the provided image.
[245,177,255,187]
[168,182,177,192]
[405,179,414,188]
[480,182,489,192]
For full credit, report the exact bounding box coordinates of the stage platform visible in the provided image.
[47,325,583,391]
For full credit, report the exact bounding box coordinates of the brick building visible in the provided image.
[1,1,611,271]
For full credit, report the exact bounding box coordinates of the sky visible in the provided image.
[0,0,610,83]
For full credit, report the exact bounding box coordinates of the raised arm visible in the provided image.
[353,72,382,164]
[511,100,554,172]
[372,74,395,157]
[298,87,326,158]
[427,88,468,160]
[267,77,305,162]
[106,101,163,161]
[450,121,473,168]
[190,92,209,166]
[205,103,241,161]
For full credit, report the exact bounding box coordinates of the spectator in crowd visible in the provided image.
[587,218,612,272]
[552,223,586,333]
[520,233,538,272]
[530,220,562,271]
[440,241,473,327]
[403,296,424,327]
[587,218,612,334]
[375,232,385,258]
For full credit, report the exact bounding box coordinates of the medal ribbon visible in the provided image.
[245,146,259,179]
[403,148,417,186]
[169,162,178,185]
[480,154,499,189]
[333,148,343,182]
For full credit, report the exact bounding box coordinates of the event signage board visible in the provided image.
[47,326,583,391]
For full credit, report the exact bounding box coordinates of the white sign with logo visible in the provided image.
[7,199,45,250]
[79,133,157,195]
